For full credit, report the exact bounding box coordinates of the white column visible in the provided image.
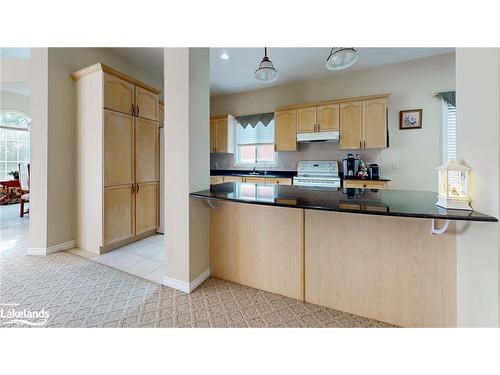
[163,48,210,292]
[456,48,500,327]
[28,48,50,254]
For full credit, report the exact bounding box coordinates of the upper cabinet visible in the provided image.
[362,98,387,149]
[297,107,316,133]
[339,101,363,149]
[104,73,135,115]
[210,114,235,153]
[340,98,388,150]
[274,109,297,151]
[317,103,340,132]
[135,86,159,121]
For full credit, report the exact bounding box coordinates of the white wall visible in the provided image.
[45,48,163,248]
[456,48,500,327]
[164,48,210,289]
[211,53,456,192]
[0,90,30,114]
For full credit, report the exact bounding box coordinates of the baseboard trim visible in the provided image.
[162,268,210,293]
[27,240,75,256]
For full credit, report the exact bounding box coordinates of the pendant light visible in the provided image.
[255,47,278,82]
[326,47,358,70]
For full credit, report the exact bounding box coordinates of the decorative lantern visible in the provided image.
[436,160,472,210]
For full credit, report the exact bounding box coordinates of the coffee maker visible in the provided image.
[342,153,360,177]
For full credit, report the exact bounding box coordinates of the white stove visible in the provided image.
[293,161,340,188]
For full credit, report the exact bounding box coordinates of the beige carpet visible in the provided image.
[0,206,393,328]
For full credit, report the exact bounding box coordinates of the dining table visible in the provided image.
[0,179,21,205]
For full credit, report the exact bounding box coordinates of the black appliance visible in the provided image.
[342,153,360,177]
[368,164,380,180]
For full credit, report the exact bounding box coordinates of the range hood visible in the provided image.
[297,131,339,143]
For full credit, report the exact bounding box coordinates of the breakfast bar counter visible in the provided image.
[190,183,497,327]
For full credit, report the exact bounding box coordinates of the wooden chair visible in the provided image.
[18,163,30,217]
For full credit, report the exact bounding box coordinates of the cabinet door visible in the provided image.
[296,107,317,133]
[317,104,340,132]
[343,180,389,189]
[274,110,297,151]
[136,117,159,183]
[210,176,225,185]
[104,110,134,186]
[135,86,159,121]
[363,98,387,149]
[103,73,135,115]
[135,182,158,235]
[340,101,363,150]
[210,119,217,153]
[244,177,266,184]
[104,185,135,245]
[265,178,292,185]
[224,176,243,183]
[215,118,228,153]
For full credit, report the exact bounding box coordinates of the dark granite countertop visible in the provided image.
[210,170,296,178]
[190,182,498,222]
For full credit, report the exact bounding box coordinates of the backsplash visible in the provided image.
[210,142,381,172]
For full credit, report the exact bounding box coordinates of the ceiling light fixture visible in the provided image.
[255,47,278,82]
[220,52,229,60]
[326,47,358,71]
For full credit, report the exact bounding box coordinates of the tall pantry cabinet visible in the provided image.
[72,63,160,254]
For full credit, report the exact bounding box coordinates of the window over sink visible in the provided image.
[234,120,277,167]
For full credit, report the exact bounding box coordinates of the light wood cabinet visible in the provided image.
[103,73,135,115]
[104,184,135,245]
[363,98,387,149]
[135,182,158,235]
[223,176,243,183]
[104,110,134,187]
[274,109,297,151]
[135,86,159,121]
[297,107,316,133]
[210,114,235,153]
[340,101,363,149]
[317,103,340,132]
[210,176,225,185]
[343,180,389,189]
[135,117,159,183]
[72,63,161,254]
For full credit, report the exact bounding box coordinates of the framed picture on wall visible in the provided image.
[399,109,422,130]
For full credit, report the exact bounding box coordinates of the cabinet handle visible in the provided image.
[136,106,140,117]
[359,140,362,149]
[136,183,140,193]
[364,140,366,149]
[131,184,135,194]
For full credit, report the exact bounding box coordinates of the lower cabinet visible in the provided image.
[343,180,389,189]
[135,182,158,235]
[104,184,135,245]
[103,182,158,247]
[210,175,293,185]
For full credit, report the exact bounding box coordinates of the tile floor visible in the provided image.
[68,234,165,284]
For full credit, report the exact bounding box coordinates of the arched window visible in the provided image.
[0,110,31,180]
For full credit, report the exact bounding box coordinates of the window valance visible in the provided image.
[436,91,456,107]
[235,112,274,129]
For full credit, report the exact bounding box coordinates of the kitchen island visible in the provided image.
[190,182,497,327]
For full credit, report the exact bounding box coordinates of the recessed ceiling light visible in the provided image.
[220,53,230,60]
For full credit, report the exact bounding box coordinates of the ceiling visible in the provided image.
[108,47,454,97]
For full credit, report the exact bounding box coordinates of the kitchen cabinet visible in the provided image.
[135,85,159,121]
[223,176,244,183]
[317,103,340,132]
[296,104,340,133]
[340,98,387,150]
[297,107,317,133]
[343,180,389,189]
[340,101,363,149]
[363,98,387,149]
[274,109,297,151]
[210,114,235,153]
[210,176,225,185]
[265,177,292,185]
[72,63,161,253]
